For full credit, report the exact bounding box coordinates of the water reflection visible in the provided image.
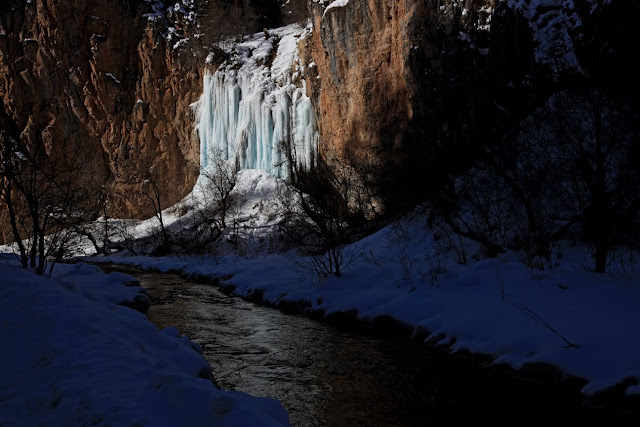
[100,265,638,427]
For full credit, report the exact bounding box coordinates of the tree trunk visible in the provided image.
[592,92,609,273]
[4,184,28,267]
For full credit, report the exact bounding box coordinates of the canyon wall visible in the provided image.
[0,0,207,243]
[305,0,637,210]
[1,0,636,243]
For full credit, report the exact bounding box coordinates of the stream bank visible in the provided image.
[97,262,640,426]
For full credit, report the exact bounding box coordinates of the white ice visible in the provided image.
[195,24,318,180]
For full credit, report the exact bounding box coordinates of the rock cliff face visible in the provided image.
[1,0,635,243]
[306,0,416,166]
[0,0,206,244]
[306,0,636,210]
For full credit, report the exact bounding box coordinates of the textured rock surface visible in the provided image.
[0,0,206,244]
[1,0,635,243]
[306,0,637,211]
[305,0,499,209]
[308,0,416,154]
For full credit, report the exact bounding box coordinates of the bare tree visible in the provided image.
[139,161,171,255]
[512,89,639,272]
[80,188,118,256]
[0,127,101,274]
[0,131,29,268]
[442,88,640,272]
[278,139,369,278]
[157,150,240,254]
[200,149,239,231]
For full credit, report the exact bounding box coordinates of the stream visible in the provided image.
[100,264,638,426]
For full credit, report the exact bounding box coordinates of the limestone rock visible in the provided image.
[0,0,208,243]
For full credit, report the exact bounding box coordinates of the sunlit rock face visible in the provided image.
[305,0,501,209]
[195,25,318,180]
[305,0,635,211]
[1,0,634,245]
[0,0,204,236]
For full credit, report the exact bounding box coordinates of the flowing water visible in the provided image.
[99,264,638,426]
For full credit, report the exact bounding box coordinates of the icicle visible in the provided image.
[194,25,318,180]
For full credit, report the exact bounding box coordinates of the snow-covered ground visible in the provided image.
[3,167,639,403]
[35,167,635,400]
[0,256,290,426]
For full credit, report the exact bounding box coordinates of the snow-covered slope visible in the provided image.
[3,166,639,409]
[0,259,289,426]
[92,211,640,398]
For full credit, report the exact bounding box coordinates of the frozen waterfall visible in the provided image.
[195,25,318,180]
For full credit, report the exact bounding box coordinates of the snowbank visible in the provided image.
[5,167,638,402]
[91,211,640,398]
[0,259,290,426]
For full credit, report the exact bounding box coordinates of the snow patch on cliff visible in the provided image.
[144,0,196,22]
[323,0,350,17]
[507,0,584,78]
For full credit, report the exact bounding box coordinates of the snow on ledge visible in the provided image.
[323,0,350,17]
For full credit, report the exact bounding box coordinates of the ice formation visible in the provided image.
[195,25,318,180]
